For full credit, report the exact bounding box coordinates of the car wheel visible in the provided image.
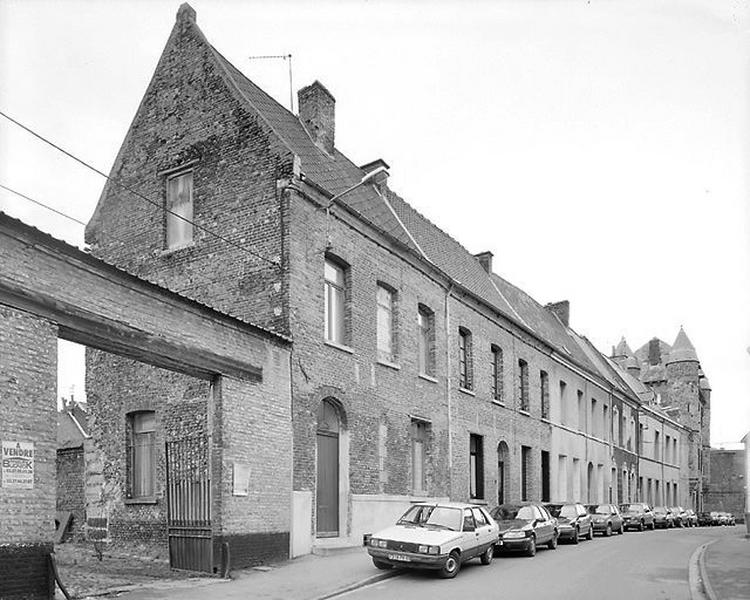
[638,520,644,532]
[480,544,494,565]
[649,521,655,531]
[525,536,536,557]
[605,524,612,537]
[572,527,580,545]
[619,524,624,535]
[440,551,461,579]
[373,559,392,570]
[547,532,558,550]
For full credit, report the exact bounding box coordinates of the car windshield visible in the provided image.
[559,505,578,519]
[588,505,611,515]
[423,506,462,531]
[493,504,535,521]
[396,505,433,526]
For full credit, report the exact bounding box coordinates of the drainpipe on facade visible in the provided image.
[444,283,455,492]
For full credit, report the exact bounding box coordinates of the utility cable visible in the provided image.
[0,110,281,267]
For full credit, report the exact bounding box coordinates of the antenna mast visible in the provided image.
[248,54,294,113]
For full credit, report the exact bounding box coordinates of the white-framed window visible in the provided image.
[324,258,346,344]
[127,411,156,499]
[376,284,395,362]
[411,419,427,494]
[166,171,193,249]
[417,305,435,376]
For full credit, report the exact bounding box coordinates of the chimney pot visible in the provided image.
[298,81,335,154]
[546,300,570,327]
[474,251,494,274]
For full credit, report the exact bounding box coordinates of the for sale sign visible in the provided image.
[2,441,34,489]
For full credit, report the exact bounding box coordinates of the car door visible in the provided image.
[533,505,552,544]
[611,505,623,530]
[578,504,591,531]
[461,508,480,558]
[472,507,495,551]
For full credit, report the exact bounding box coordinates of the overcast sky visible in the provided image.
[1,0,748,446]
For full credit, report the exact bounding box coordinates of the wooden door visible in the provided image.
[316,431,339,536]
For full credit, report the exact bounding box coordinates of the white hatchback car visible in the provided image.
[367,502,499,578]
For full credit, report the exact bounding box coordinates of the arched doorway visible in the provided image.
[317,399,340,537]
[497,441,509,504]
[587,462,594,502]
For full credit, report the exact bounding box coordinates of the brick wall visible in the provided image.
[56,446,85,541]
[0,306,57,598]
[705,449,745,520]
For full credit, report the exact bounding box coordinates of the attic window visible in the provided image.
[166,170,194,249]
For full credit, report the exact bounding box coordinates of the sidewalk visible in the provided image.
[112,547,397,600]
[701,531,750,600]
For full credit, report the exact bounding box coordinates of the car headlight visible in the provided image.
[369,538,379,547]
[428,545,440,554]
[377,539,387,548]
[503,530,527,539]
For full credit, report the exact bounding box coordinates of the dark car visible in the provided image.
[586,503,624,536]
[545,503,593,544]
[619,503,655,531]
[653,506,675,528]
[490,502,558,557]
[697,511,713,526]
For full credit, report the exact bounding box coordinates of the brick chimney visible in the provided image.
[474,251,493,274]
[648,338,661,365]
[298,81,335,154]
[545,300,570,327]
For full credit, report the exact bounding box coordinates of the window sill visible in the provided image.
[469,497,487,504]
[418,373,438,384]
[124,497,157,505]
[377,359,401,371]
[491,399,506,407]
[458,387,476,397]
[159,242,195,257]
[541,417,552,424]
[519,409,531,417]
[324,340,354,355]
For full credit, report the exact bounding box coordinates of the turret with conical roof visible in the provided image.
[611,336,642,378]
[666,327,699,365]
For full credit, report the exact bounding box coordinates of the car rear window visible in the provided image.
[493,504,535,521]
[589,505,611,515]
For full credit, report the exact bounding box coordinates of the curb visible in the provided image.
[688,540,718,600]
[312,569,401,600]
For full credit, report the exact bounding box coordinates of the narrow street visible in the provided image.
[343,527,736,600]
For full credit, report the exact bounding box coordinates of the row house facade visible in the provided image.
[82,4,703,566]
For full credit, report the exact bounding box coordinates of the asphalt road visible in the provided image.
[343,526,739,600]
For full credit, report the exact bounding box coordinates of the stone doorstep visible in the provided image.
[312,538,362,556]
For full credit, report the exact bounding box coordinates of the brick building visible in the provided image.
[82,3,705,562]
[56,399,89,541]
[612,330,711,509]
[705,449,745,521]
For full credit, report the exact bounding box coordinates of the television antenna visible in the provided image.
[248,54,294,113]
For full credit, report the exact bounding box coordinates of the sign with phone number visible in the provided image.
[2,441,34,489]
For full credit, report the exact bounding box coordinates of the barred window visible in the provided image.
[127,411,156,499]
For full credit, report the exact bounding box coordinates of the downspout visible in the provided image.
[444,282,455,493]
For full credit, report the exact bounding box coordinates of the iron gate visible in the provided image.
[165,437,212,572]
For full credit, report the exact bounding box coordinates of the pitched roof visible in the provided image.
[613,337,635,359]
[666,327,699,364]
[183,8,643,390]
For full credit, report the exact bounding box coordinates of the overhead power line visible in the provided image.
[0,110,281,267]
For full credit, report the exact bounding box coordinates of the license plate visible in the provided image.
[387,554,411,562]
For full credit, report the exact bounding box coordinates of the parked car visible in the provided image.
[490,502,558,557]
[684,509,698,527]
[620,503,656,531]
[670,506,687,527]
[586,503,624,536]
[710,511,723,526]
[727,513,737,526]
[653,506,675,528]
[697,511,713,526]
[545,502,593,543]
[367,502,499,578]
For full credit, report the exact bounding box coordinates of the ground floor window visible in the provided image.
[127,410,156,499]
[469,434,484,499]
